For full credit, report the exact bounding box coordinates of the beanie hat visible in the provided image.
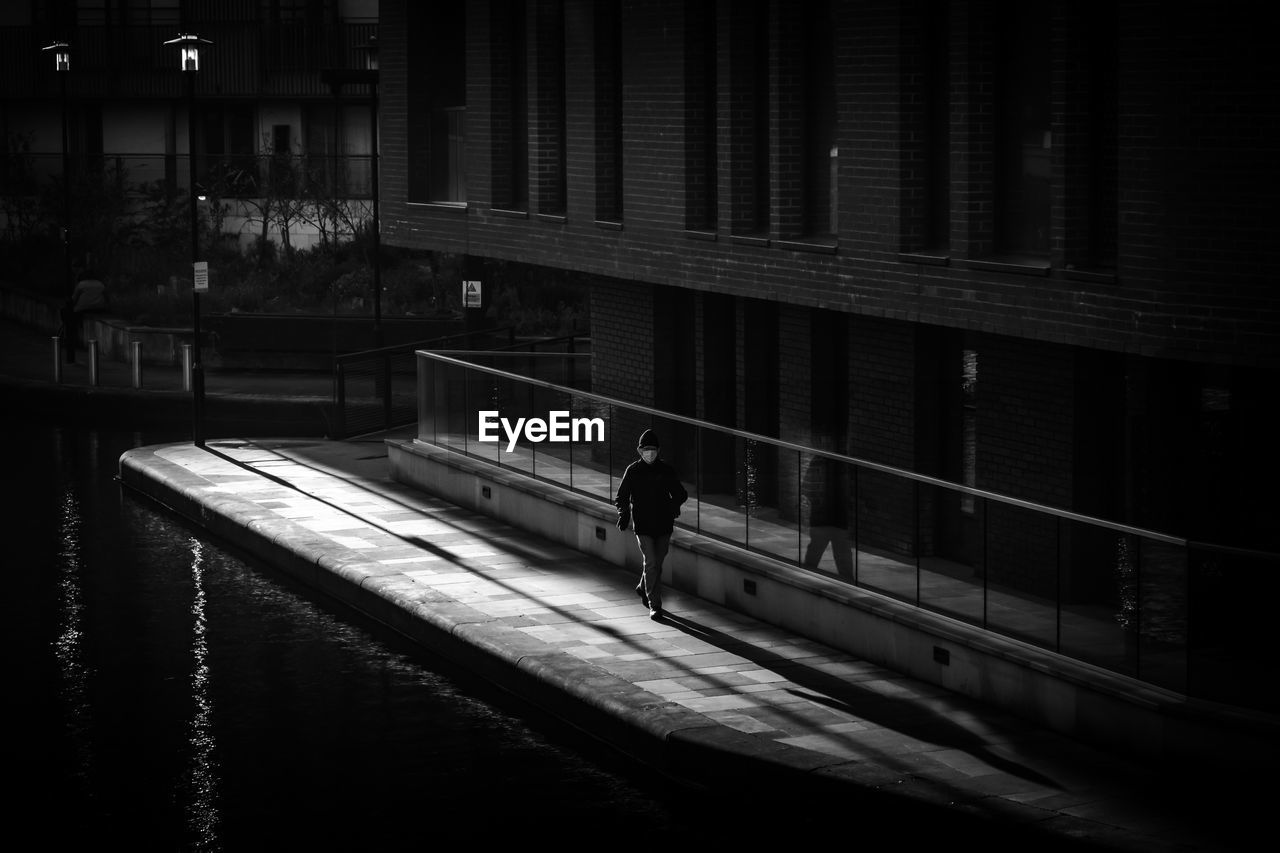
[637,429,660,448]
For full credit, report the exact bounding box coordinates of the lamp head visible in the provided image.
[164,33,212,73]
[43,41,70,72]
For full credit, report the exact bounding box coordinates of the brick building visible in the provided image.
[380,0,1279,565]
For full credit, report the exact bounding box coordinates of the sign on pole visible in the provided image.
[463,279,482,308]
[193,261,209,293]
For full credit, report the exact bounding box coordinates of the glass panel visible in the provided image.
[695,427,743,547]
[799,452,853,579]
[853,469,917,603]
[1136,536,1187,694]
[569,394,612,500]
[916,483,983,627]
[751,442,801,567]
[1189,550,1280,713]
[496,373,534,476]
[531,384,575,486]
[983,501,1057,650]
[1059,522,1134,676]
[439,360,469,453]
[649,413,698,532]
[417,354,435,443]
[466,370,501,464]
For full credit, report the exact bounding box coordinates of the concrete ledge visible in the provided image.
[387,437,1280,773]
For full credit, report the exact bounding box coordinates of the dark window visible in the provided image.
[803,0,836,237]
[408,1,467,203]
[1085,6,1117,270]
[201,104,257,197]
[750,1,770,233]
[491,0,528,211]
[305,103,373,198]
[995,1,1050,255]
[533,0,567,215]
[594,0,623,222]
[729,0,770,236]
[684,0,717,231]
[924,0,950,250]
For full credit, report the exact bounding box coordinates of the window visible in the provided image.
[802,0,836,237]
[729,0,769,236]
[408,1,467,203]
[995,1,1050,255]
[200,104,256,197]
[305,104,373,198]
[924,0,950,250]
[594,0,623,222]
[684,0,717,231]
[491,0,528,210]
[532,0,567,215]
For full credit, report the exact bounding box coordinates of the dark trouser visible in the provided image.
[804,525,854,579]
[635,532,671,610]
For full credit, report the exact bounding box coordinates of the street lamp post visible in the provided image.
[43,40,73,363]
[165,33,211,446]
[362,37,381,350]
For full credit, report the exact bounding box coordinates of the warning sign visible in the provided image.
[193,261,209,293]
[463,280,482,308]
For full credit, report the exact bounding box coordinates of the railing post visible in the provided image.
[88,339,99,386]
[382,352,393,432]
[131,340,143,389]
[182,343,193,392]
[52,336,63,383]
[335,361,347,439]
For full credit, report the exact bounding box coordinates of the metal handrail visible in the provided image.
[418,350,1278,559]
[334,325,516,367]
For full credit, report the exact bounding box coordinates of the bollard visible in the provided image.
[52,336,63,383]
[88,340,100,386]
[131,341,143,389]
[181,343,193,392]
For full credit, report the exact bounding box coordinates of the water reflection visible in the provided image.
[55,486,94,798]
[183,537,222,851]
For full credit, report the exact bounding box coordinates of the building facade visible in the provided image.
[380,0,1278,559]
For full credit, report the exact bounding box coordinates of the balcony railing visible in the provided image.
[416,350,1280,715]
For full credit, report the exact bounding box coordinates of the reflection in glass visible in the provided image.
[800,453,852,578]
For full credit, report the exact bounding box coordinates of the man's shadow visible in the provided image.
[659,610,1061,788]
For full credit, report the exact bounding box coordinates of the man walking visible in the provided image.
[614,429,688,619]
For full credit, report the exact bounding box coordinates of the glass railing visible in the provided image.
[415,351,1280,714]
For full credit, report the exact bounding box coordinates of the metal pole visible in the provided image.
[131,341,143,389]
[370,78,382,349]
[88,339,99,386]
[188,70,205,446]
[182,343,193,391]
[52,337,63,383]
[60,69,74,363]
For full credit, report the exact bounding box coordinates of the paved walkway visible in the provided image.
[118,435,1261,852]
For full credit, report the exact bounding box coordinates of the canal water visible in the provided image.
[4,414,769,850]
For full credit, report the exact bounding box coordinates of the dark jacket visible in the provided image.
[803,456,848,527]
[614,457,688,536]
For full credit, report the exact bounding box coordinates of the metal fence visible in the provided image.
[415,350,1280,715]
